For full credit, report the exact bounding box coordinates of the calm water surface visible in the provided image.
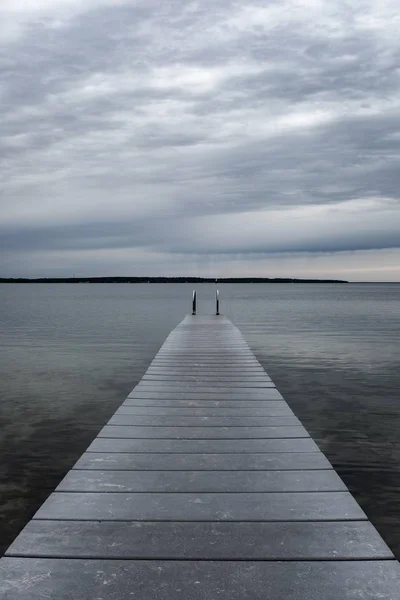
[0,283,399,556]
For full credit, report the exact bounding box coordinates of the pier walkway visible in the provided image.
[1,315,399,598]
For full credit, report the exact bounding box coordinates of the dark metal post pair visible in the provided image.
[192,289,220,315]
[192,290,197,315]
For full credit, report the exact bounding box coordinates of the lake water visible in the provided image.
[0,283,399,557]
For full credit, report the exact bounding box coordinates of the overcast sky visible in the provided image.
[1,0,400,281]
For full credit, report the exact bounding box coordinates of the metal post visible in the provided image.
[192,290,197,315]
[216,289,220,315]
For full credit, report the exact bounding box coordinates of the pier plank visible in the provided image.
[6,521,392,560]
[123,398,286,407]
[57,469,346,493]
[145,366,266,372]
[34,491,365,521]
[127,390,284,400]
[1,559,400,600]
[87,437,320,453]
[134,382,276,390]
[97,425,310,439]
[142,375,272,382]
[115,405,294,416]
[73,451,333,471]
[108,415,301,426]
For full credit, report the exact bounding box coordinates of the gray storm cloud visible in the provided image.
[1,0,400,280]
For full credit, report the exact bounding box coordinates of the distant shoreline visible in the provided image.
[0,277,348,284]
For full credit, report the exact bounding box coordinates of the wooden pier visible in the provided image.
[1,315,399,598]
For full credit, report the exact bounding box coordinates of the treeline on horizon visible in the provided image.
[0,276,348,284]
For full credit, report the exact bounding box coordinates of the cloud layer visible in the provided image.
[1,0,400,280]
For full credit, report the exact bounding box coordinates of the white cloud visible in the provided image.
[0,0,126,42]
[174,197,400,255]
[1,0,400,279]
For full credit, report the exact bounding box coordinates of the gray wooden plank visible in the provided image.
[152,348,260,358]
[160,336,246,340]
[157,352,254,362]
[146,372,268,376]
[163,340,248,343]
[149,370,263,376]
[4,558,399,599]
[128,390,284,400]
[154,356,258,360]
[154,354,259,359]
[98,425,310,439]
[155,343,252,346]
[108,415,300,426]
[158,342,252,346]
[152,350,259,354]
[57,469,346,492]
[154,343,254,346]
[115,405,294,416]
[181,315,231,321]
[152,353,258,356]
[151,351,256,354]
[74,452,333,471]
[146,373,269,378]
[146,369,267,374]
[150,360,263,365]
[163,337,245,340]
[153,347,256,351]
[87,437,320,453]
[142,375,272,382]
[164,331,243,335]
[164,336,246,344]
[123,399,286,408]
[164,336,246,339]
[33,492,366,521]
[34,491,366,521]
[6,521,393,560]
[134,382,276,389]
[146,364,266,370]
[144,376,270,381]
[160,345,251,350]
[159,353,255,355]
[163,337,248,340]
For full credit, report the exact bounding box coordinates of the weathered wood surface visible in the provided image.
[1,315,399,599]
